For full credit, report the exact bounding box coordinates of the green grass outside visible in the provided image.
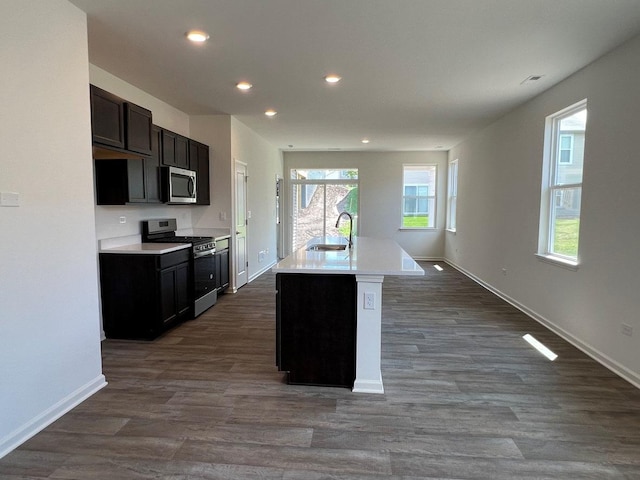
[403,215,429,228]
[553,218,579,257]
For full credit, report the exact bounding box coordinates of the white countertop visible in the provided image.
[272,236,424,276]
[99,243,190,255]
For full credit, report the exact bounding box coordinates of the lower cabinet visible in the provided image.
[99,249,191,340]
[214,240,230,293]
[276,273,356,388]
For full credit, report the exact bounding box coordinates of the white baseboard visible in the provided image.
[444,259,640,390]
[0,375,107,459]
[249,260,277,283]
[411,256,444,262]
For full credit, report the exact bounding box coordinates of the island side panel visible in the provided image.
[353,275,385,394]
[276,273,356,388]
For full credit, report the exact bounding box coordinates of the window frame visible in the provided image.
[537,99,587,269]
[447,159,458,232]
[401,164,437,230]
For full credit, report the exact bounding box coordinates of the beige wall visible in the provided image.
[231,118,283,281]
[447,33,640,386]
[0,0,105,456]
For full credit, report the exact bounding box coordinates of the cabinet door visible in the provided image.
[175,134,190,169]
[125,102,152,155]
[176,262,191,316]
[161,129,177,167]
[160,267,179,325]
[90,85,124,148]
[145,126,162,203]
[159,261,191,325]
[127,159,147,203]
[190,140,210,205]
[277,273,356,387]
[219,249,229,290]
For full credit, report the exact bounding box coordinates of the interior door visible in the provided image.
[234,161,248,288]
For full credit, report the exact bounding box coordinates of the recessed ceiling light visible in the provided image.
[361,138,370,144]
[265,109,277,117]
[325,75,341,84]
[236,82,252,91]
[186,30,210,43]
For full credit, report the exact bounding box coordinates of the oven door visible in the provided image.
[193,248,217,316]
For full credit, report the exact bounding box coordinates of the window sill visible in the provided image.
[398,227,437,231]
[535,253,579,271]
[446,228,456,234]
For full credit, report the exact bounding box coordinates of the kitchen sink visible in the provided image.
[306,243,348,251]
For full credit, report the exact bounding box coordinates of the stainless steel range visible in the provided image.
[142,218,217,317]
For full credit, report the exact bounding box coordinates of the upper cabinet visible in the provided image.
[90,84,211,206]
[125,103,153,155]
[90,85,125,149]
[189,139,211,205]
[161,129,190,169]
[90,84,152,157]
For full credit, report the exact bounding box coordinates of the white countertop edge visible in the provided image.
[272,267,424,276]
[272,236,424,276]
[99,243,191,255]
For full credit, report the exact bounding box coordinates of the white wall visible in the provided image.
[231,118,283,281]
[283,151,448,259]
[0,0,106,457]
[190,115,233,231]
[446,33,640,386]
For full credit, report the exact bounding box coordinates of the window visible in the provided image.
[558,134,574,164]
[402,165,436,228]
[290,169,358,251]
[447,159,458,231]
[538,100,587,264]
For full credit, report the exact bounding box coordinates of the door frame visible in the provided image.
[232,160,248,291]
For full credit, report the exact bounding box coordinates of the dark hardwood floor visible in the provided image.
[2,262,639,479]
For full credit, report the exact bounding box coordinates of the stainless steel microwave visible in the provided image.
[162,166,197,204]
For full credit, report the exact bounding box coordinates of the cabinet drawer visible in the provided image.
[157,248,190,269]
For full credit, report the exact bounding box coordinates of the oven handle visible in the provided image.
[194,249,216,259]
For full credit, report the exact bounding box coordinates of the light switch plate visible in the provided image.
[0,192,20,207]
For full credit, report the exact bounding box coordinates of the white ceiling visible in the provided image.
[69,0,640,152]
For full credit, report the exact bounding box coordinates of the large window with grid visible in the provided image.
[402,165,436,228]
[538,100,587,265]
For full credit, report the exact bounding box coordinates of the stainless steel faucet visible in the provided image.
[335,211,353,249]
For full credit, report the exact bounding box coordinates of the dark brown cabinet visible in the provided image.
[94,126,162,205]
[90,85,212,206]
[276,273,356,388]
[90,84,152,156]
[189,139,211,205]
[99,249,191,340]
[124,102,152,155]
[90,85,125,149]
[214,238,230,292]
[161,129,189,169]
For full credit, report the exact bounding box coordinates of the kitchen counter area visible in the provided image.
[273,236,424,394]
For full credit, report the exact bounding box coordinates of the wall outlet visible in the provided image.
[219,211,227,221]
[119,216,126,224]
[364,292,375,310]
[501,267,507,275]
[622,323,633,337]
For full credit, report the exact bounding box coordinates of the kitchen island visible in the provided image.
[272,236,424,394]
